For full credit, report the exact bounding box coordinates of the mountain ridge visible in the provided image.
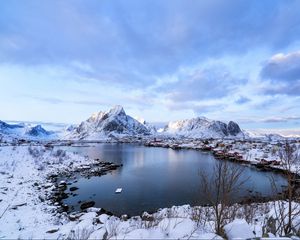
[162,117,244,139]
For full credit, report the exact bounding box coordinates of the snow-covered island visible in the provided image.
[0,106,300,239]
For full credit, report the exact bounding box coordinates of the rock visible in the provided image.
[62,204,69,212]
[97,208,113,216]
[227,121,242,136]
[80,201,95,210]
[59,180,66,185]
[58,185,67,191]
[44,183,53,189]
[142,212,154,221]
[69,214,77,221]
[46,228,59,234]
[38,195,45,202]
[11,202,27,210]
[69,186,79,192]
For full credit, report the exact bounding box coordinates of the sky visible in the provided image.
[1,0,300,130]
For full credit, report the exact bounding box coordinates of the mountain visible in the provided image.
[25,125,52,137]
[0,121,54,141]
[163,117,244,139]
[0,121,24,133]
[244,130,286,141]
[134,117,157,134]
[66,105,151,140]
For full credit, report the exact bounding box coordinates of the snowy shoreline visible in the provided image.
[0,141,299,239]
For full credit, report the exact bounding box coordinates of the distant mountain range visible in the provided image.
[0,120,54,141]
[1,105,297,141]
[64,105,244,140]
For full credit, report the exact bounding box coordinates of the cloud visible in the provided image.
[160,66,246,102]
[165,101,225,115]
[1,0,300,88]
[1,0,300,126]
[260,51,300,95]
[24,95,110,106]
[235,96,251,104]
[260,116,300,123]
[238,116,300,124]
[261,51,300,81]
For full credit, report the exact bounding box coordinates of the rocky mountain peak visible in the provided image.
[227,121,241,136]
[108,105,126,116]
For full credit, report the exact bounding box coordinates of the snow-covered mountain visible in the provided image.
[0,121,54,141]
[244,130,286,141]
[66,105,151,140]
[134,117,157,134]
[163,117,244,139]
[244,128,300,140]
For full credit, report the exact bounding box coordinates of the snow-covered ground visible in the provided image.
[0,144,299,239]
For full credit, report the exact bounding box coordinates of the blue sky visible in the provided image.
[1,0,300,129]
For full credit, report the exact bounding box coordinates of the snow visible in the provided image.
[0,145,96,238]
[115,188,122,193]
[224,219,255,240]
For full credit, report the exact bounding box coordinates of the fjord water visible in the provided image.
[62,143,286,216]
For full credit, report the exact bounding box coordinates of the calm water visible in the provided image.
[60,143,287,216]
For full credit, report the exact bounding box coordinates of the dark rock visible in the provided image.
[11,202,27,210]
[38,196,45,202]
[46,228,59,234]
[97,208,113,216]
[69,214,78,221]
[80,201,95,210]
[69,186,79,192]
[209,121,228,136]
[142,213,154,221]
[62,204,69,212]
[227,121,242,136]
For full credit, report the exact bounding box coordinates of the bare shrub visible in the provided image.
[199,160,248,236]
[269,141,300,236]
[28,147,43,158]
[67,227,93,240]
